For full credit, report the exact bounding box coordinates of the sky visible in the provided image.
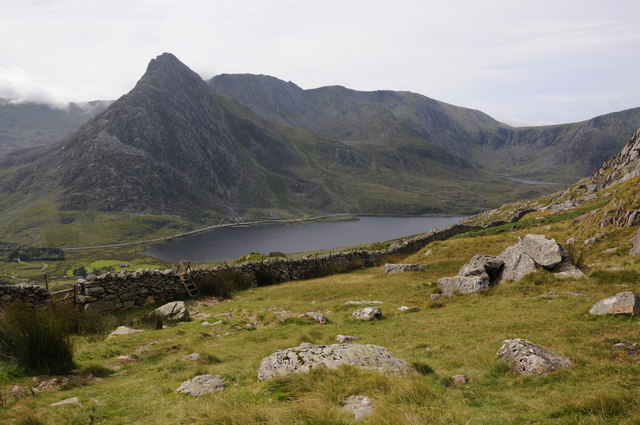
[0,0,639,126]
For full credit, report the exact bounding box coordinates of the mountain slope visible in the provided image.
[0,99,110,153]
[210,74,640,182]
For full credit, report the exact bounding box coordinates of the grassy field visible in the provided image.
[1,194,639,424]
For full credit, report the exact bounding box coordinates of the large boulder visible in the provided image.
[438,255,504,295]
[498,245,537,282]
[383,263,424,274]
[496,339,571,375]
[257,344,417,381]
[146,301,190,322]
[176,374,226,396]
[589,292,640,316]
[513,234,567,268]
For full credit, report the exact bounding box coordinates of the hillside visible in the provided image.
[0,99,109,153]
[1,131,639,425]
[0,54,560,246]
[211,74,640,181]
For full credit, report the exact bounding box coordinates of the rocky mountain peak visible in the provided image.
[586,128,640,191]
[135,52,208,95]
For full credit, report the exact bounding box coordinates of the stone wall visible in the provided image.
[0,283,50,307]
[0,222,482,312]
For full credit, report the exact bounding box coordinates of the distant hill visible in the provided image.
[210,74,640,182]
[0,99,110,153]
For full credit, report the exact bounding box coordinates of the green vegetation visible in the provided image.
[0,241,64,262]
[0,303,74,374]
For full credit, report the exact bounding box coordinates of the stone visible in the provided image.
[336,335,361,343]
[383,263,424,274]
[344,300,384,305]
[397,305,417,312]
[107,326,143,339]
[257,344,417,381]
[631,231,640,256]
[601,248,617,254]
[302,312,328,325]
[144,296,156,305]
[50,397,81,406]
[589,292,640,316]
[10,385,29,400]
[498,245,537,282]
[342,394,374,419]
[566,237,579,245]
[552,262,586,279]
[430,293,448,300]
[146,301,190,322]
[352,307,382,320]
[513,234,567,268]
[176,374,226,396]
[451,374,469,386]
[438,275,491,295]
[183,353,202,361]
[458,255,504,281]
[496,339,571,375]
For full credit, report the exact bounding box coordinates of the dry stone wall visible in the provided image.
[0,283,50,307]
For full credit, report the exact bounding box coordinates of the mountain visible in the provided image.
[0,99,110,153]
[0,53,563,246]
[210,74,640,182]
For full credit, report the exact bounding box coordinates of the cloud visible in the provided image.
[0,66,81,107]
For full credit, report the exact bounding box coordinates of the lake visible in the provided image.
[147,215,466,262]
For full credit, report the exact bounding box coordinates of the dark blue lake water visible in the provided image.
[147,215,466,262]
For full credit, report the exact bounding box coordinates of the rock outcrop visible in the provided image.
[589,292,640,316]
[496,339,571,375]
[176,374,226,396]
[257,344,416,381]
[342,395,375,419]
[585,128,640,192]
[383,263,424,274]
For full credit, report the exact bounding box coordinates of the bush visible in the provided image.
[0,303,74,374]
[195,270,255,298]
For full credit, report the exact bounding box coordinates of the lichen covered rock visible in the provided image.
[176,374,226,396]
[496,339,571,375]
[589,292,640,316]
[257,344,416,381]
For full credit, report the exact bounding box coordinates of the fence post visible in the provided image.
[44,274,49,291]
[73,284,77,307]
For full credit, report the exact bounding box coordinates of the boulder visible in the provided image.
[50,397,81,406]
[336,335,361,343]
[176,374,226,396]
[496,339,571,375]
[383,263,424,274]
[498,245,537,282]
[631,231,640,256]
[589,292,640,316]
[303,312,328,325]
[342,395,374,419]
[513,234,567,268]
[352,307,382,320]
[552,262,586,279]
[437,255,504,295]
[451,374,469,386]
[257,344,417,381]
[107,326,143,339]
[146,301,190,322]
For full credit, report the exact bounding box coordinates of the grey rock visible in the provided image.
[513,234,567,268]
[430,293,448,300]
[451,374,469,386]
[303,312,328,325]
[342,394,374,419]
[352,307,382,320]
[176,374,226,396]
[589,292,640,316]
[565,237,579,245]
[496,339,571,375]
[107,326,143,339]
[397,305,418,312]
[336,335,361,343]
[50,397,81,406]
[498,245,537,282]
[551,262,586,279]
[438,275,491,296]
[601,248,617,254]
[257,344,417,381]
[383,263,424,274]
[344,300,384,305]
[458,255,504,280]
[183,353,202,361]
[146,301,190,322]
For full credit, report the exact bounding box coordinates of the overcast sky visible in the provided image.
[1,0,639,126]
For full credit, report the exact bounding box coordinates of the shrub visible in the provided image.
[0,303,74,374]
[195,270,255,298]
